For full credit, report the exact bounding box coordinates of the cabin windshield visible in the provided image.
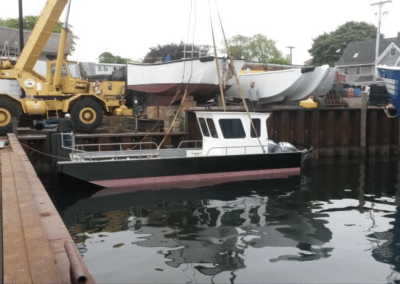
[198,118,210,137]
[219,119,246,139]
[206,118,218,138]
[51,64,68,76]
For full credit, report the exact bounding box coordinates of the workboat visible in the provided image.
[377,65,400,110]
[126,57,244,104]
[225,65,335,104]
[57,111,312,188]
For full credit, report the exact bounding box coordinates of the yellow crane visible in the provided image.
[0,0,131,133]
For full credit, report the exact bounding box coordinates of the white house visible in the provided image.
[79,62,126,81]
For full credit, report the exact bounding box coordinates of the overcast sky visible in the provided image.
[1,0,398,65]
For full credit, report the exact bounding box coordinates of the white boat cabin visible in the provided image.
[188,111,272,157]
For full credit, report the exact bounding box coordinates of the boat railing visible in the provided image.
[73,141,159,153]
[205,145,269,156]
[177,140,203,149]
[59,133,160,161]
[205,143,313,156]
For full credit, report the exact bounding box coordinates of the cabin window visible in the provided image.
[198,118,210,137]
[50,64,68,76]
[356,66,361,75]
[206,118,218,138]
[250,119,261,138]
[391,48,397,56]
[344,68,348,75]
[219,119,246,139]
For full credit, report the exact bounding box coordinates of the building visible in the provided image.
[79,62,126,81]
[0,26,73,75]
[335,33,400,86]
[0,26,73,98]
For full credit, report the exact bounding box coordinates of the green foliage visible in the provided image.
[98,52,133,64]
[309,21,377,66]
[0,15,78,53]
[225,34,290,65]
[142,42,207,63]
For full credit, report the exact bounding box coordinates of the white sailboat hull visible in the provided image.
[127,57,244,102]
[226,65,336,104]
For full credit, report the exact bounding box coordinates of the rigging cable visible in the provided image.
[214,0,265,153]
[156,0,198,150]
[207,0,226,111]
[135,1,198,150]
[20,142,70,160]
[181,0,193,81]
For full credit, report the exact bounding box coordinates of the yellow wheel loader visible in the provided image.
[0,0,131,134]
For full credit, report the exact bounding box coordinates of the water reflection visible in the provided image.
[56,156,400,283]
[365,160,400,283]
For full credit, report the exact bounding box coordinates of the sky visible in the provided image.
[0,0,398,65]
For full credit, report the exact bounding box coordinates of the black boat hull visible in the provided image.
[57,152,303,189]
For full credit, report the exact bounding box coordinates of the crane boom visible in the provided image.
[14,0,68,72]
[0,0,130,134]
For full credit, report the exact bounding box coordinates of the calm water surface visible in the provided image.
[48,156,400,283]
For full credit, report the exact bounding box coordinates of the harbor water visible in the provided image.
[40,155,400,283]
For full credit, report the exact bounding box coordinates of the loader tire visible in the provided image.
[0,99,21,134]
[70,98,103,132]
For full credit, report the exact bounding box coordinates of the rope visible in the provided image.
[208,0,226,111]
[214,0,265,153]
[382,104,399,118]
[157,89,189,151]
[20,142,70,160]
[133,0,199,150]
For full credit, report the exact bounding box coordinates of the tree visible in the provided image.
[309,21,378,66]
[225,34,290,65]
[98,52,133,64]
[142,42,208,63]
[0,15,78,53]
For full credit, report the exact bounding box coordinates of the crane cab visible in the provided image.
[46,60,89,94]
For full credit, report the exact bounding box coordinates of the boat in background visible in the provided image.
[286,65,335,102]
[377,65,400,110]
[226,65,336,105]
[226,68,303,104]
[126,57,244,104]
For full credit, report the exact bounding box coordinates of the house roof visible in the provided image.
[0,26,73,57]
[335,37,400,67]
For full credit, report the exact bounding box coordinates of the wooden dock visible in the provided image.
[1,134,95,283]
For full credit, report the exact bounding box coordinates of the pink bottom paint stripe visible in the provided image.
[91,168,300,195]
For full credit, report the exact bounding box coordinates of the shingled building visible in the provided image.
[335,33,400,86]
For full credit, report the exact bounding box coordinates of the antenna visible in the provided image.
[371,0,392,83]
